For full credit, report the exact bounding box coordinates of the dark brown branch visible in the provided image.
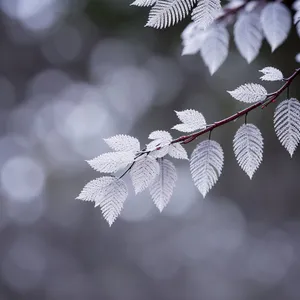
[171,68,300,146]
[217,1,249,22]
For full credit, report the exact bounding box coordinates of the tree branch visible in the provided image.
[171,68,300,145]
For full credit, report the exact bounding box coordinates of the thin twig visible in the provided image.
[119,68,300,178]
[171,68,300,145]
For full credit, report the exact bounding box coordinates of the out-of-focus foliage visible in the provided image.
[0,0,300,300]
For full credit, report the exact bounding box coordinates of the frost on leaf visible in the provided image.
[172,109,206,132]
[182,31,206,55]
[190,140,224,197]
[77,177,128,226]
[168,143,189,160]
[77,177,115,202]
[99,178,128,226]
[149,158,177,212]
[131,0,156,6]
[148,130,172,141]
[87,151,135,173]
[130,155,160,193]
[181,22,207,55]
[147,130,172,158]
[294,10,300,38]
[274,98,300,157]
[259,67,284,81]
[147,141,170,158]
[233,124,264,179]
[104,134,140,153]
[228,83,267,103]
[200,24,229,75]
[191,0,221,29]
[260,3,292,52]
[234,12,263,63]
[146,0,196,29]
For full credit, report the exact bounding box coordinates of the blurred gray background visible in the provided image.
[0,0,300,299]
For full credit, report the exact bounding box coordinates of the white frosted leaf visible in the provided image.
[200,24,229,75]
[168,143,189,160]
[191,0,221,29]
[98,178,128,226]
[181,22,201,40]
[292,0,300,11]
[147,135,171,158]
[234,12,263,63]
[148,144,170,158]
[259,67,284,81]
[295,10,300,24]
[181,22,207,55]
[182,34,204,55]
[223,0,244,10]
[245,1,259,12]
[190,140,224,197]
[148,130,172,141]
[87,151,135,173]
[233,124,264,179]
[131,0,156,6]
[227,83,267,103]
[261,3,292,52]
[149,159,177,212]
[172,109,206,132]
[76,177,116,202]
[77,176,128,226]
[104,135,140,153]
[130,155,160,193]
[295,11,300,38]
[146,0,196,29]
[296,53,300,63]
[274,98,300,157]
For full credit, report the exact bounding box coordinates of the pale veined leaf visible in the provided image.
[190,140,224,197]
[259,67,284,81]
[147,131,172,158]
[181,21,201,40]
[172,109,206,132]
[200,24,229,75]
[181,22,207,55]
[99,178,128,226]
[295,11,300,37]
[77,176,128,226]
[274,98,300,157]
[149,158,177,212]
[295,10,300,24]
[182,32,206,55]
[130,155,160,193]
[87,151,135,173]
[148,130,172,141]
[146,0,196,29]
[168,143,189,160]
[233,124,264,179]
[131,0,156,6]
[76,176,116,202]
[191,0,221,29]
[260,2,292,52]
[292,0,300,11]
[234,11,263,63]
[244,1,259,12]
[227,83,267,103]
[104,134,140,153]
[223,0,245,10]
[148,142,170,158]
